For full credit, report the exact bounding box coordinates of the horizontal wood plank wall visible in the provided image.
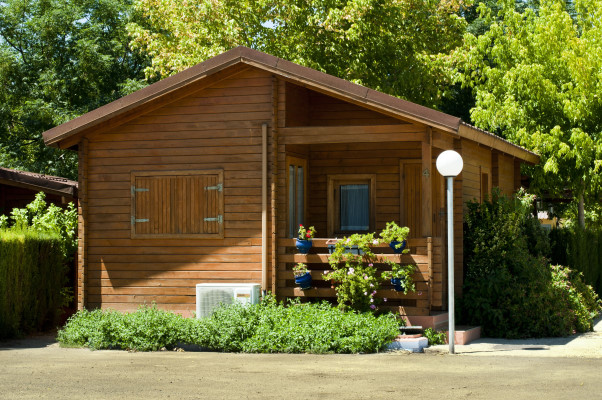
[284,82,403,127]
[497,153,516,195]
[461,141,492,210]
[305,142,421,236]
[84,67,272,315]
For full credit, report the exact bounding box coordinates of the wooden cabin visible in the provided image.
[43,47,538,321]
[0,167,78,216]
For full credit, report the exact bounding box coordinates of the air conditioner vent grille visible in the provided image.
[195,283,261,318]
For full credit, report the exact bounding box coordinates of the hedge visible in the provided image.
[0,230,67,339]
[550,228,602,296]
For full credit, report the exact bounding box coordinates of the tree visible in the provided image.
[128,0,470,108]
[0,0,150,179]
[453,0,602,227]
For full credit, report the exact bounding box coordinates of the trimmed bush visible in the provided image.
[57,299,400,353]
[550,228,602,296]
[0,230,67,339]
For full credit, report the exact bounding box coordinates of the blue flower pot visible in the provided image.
[295,272,313,289]
[391,278,404,292]
[389,240,407,254]
[295,239,312,254]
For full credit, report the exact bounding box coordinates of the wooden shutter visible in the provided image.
[131,170,223,239]
[400,161,422,238]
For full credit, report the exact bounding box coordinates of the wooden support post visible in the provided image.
[77,138,88,310]
[271,77,279,295]
[427,236,433,311]
[261,123,268,293]
[421,127,432,237]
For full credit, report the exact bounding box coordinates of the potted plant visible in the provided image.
[381,263,416,293]
[293,262,312,289]
[379,222,410,254]
[324,233,381,311]
[296,224,316,254]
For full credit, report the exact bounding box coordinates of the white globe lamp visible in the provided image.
[436,150,463,354]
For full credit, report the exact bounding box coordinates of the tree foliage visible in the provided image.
[0,0,151,179]
[128,0,469,108]
[453,0,602,223]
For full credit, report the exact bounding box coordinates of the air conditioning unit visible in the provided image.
[195,283,261,318]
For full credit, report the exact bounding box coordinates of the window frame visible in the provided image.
[130,169,224,239]
[327,174,376,237]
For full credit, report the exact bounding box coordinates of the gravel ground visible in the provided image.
[0,317,600,399]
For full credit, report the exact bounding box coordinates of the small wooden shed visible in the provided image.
[43,47,538,319]
[0,167,78,216]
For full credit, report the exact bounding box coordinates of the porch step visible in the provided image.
[399,325,423,334]
[387,334,428,353]
[446,326,481,345]
[403,311,449,330]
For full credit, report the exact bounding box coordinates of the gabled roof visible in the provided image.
[42,46,538,163]
[0,167,78,198]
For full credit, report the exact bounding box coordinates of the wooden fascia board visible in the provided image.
[457,124,539,164]
[45,61,251,149]
[242,59,459,134]
[0,178,77,199]
[280,124,426,145]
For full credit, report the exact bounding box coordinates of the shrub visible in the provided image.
[0,230,67,339]
[461,189,600,338]
[550,227,602,296]
[57,307,197,351]
[423,328,446,346]
[57,299,401,353]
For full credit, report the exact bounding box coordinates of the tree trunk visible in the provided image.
[578,192,585,228]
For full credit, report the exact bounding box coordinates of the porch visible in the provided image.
[277,237,444,316]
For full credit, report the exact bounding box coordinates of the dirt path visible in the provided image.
[1,336,601,400]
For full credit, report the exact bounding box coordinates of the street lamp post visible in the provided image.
[435,150,463,354]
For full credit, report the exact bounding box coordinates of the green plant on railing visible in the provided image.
[323,228,416,312]
[323,233,381,312]
[298,224,316,240]
[381,262,416,294]
[379,221,410,251]
[293,262,309,277]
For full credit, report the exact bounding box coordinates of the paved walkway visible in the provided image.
[426,316,602,358]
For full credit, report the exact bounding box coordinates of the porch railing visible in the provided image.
[277,237,442,316]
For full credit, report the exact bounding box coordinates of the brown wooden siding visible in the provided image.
[284,82,403,127]
[83,67,274,315]
[497,153,516,195]
[302,142,421,236]
[462,141,492,208]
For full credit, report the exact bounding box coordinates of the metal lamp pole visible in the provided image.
[436,150,463,355]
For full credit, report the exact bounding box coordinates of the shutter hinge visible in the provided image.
[203,215,223,224]
[131,216,150,225]
[131,185,149,195]
[204,183,223,192]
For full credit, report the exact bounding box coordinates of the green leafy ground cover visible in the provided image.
[57,299,400,353]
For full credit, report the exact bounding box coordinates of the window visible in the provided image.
[327,174,376,236]
[130,170,224,239]
[287,156,307,238]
